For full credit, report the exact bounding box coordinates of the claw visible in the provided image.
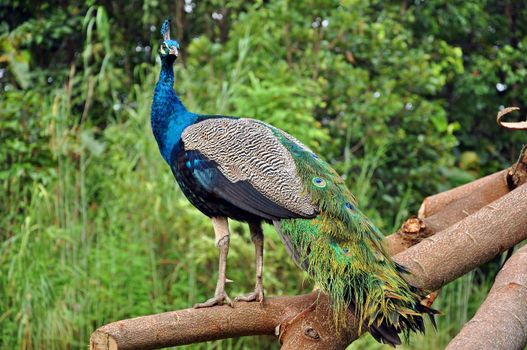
[194,292,234,308]
[235,285,265,304]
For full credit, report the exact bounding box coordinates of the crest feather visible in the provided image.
[161,18,171,41]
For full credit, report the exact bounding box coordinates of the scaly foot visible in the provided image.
[235,284,264,304]
[194,292,233,308]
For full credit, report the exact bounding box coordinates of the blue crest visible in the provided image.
[161,18,171,39]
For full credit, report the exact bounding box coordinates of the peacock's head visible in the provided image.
[159,18,180,59]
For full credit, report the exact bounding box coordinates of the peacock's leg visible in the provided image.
[194,217,233,308]
[235,222,264,303]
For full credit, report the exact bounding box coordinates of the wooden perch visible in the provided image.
[89,292,357,350]
[385,169,510,255]
[394,183,527,291]
[387,151,526,256]
[90,174,527,350]
[445,245,527,350]
[417,169,509,218]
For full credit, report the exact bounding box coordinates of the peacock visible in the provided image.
[151,19,435,346]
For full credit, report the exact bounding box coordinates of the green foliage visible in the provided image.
[412,0,527,171]
[0,1,524,349]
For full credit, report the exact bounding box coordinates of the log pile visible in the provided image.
[90,147,527,350]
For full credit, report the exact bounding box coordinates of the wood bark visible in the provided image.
[393,184,527,291]
[90,170,527,350]
[90,292,358,350]
[417,169,509,219]
[386,169,510,255]
[445,245,527,350]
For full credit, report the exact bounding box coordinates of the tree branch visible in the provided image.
[385,169,511,255]
[90,293,358,350]
[417,169,509,219]
[445,245,527,350]
[393,184,527,291]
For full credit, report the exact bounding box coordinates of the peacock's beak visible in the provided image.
[169,46,179,57]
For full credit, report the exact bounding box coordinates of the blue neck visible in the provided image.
[151,57,196,162]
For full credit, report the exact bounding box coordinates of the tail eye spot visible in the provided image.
[345,202,355,211]
[312,177,327,188]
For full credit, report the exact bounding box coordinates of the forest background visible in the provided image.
[1,1,526,349]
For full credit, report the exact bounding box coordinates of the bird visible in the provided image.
[151,18,436,346]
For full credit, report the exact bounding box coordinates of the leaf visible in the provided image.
[431,112,448,132]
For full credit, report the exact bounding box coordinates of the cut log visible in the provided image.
[445,245,527,350]
[417,170,509,218]
[386,169,511,256]
[394,184,527,291]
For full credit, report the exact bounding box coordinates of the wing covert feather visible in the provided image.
[181,118,317,218]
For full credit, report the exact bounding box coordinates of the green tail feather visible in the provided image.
[270,127,435,345]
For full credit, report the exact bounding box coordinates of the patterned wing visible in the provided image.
[178,149,304,220]
[181,118,318,218]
